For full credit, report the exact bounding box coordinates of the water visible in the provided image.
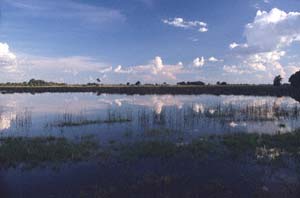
[0,93,300,141]
[1,93,300,197]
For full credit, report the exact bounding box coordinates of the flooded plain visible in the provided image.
[1,93,300,139]
[1,93,300,197]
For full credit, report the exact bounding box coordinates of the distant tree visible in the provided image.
[28,79,48,86]
[273,75,283,86]
[216,81,220,85]
[135,81,141,86]
[177,81,186,85]
[289,71,300,88]
[96,78,101,83]
[126,82,130,86]
[186,81,205,86]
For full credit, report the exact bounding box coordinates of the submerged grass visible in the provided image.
[48,118,132,127]
[2,129,300,168]
[0,136,99,168]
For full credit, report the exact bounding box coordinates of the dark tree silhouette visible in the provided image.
[135,81,141,86]
[289,71,300,88]
[96,78,101,83]
[273,75,282,86]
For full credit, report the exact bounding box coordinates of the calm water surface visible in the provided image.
[0,93,300,141]
[1,93,300,198]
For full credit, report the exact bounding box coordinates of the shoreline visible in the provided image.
[0,85,298,96]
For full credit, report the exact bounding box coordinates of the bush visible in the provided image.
[289,71,300,88]
[273,75,282,86]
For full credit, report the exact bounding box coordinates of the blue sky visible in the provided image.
[1,0,300,84]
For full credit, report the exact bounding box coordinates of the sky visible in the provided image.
[1,0,300,84]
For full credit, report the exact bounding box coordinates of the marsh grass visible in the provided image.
[2,130,300,168]
[118,130,300,163]
[0,135,99,168]
[142,128,175,137]
[12,109,32,129]
[46,112,132,128]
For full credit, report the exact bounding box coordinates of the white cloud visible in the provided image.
[114,65,122,73]
[245,50,285,74]
[223,65,252,74]
[208,57,219,62]
[193,57,205,67]
[0,45,199,84]
[229,42,248,49]
[199,27,208,32]
[8,54,112,83]
[106,56,204,83]
[0,43,18,73]
[285,65,300,79]
[227,8,300,81]
[99,66,113,74]
[113,65,132,74]
[243,8,300,51]
[229,42,239,49]
[162,17,208,32]
[151,56,164,74]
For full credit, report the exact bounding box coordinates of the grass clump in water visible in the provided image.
[222,133,260,154]
[50,118,132,127]
[0,136,99,168]
[120,141,178,160]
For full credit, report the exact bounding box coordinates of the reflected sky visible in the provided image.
[0,93,300,140]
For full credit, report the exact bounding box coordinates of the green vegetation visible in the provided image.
[0,80,295,98]
[289,70,300,88]
[2,130,300,168]
[0,136,99,168]
[0,79,66,87]
[49,118,131,127]
[45,111,132,128]
[273,75,283,86]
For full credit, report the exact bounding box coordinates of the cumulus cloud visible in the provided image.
[227,8,300,80]
[245,8,300,51]
[114,65,122,73]
[8,54,112,83]
[123,56,186,81]
[113,65,132,74]
[193,57,205,67]
[223,65,252,74]
[104,56,210,83]
[0,43,17,73]
[162,17,208,32]
[229,42,248,49]
[208,57,220,62]
[230,8,300,52]
[151,56,164,74]
[0,45,199,84]
[199,27,208,32]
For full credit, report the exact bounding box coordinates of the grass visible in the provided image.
[2,130,300,168]
[51,118,132,127]
[0,84,295,97]
[0,135,99,168]
[118,130,300,162]
[46,112,132,128]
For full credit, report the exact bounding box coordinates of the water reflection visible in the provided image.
[0,93,300,138]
